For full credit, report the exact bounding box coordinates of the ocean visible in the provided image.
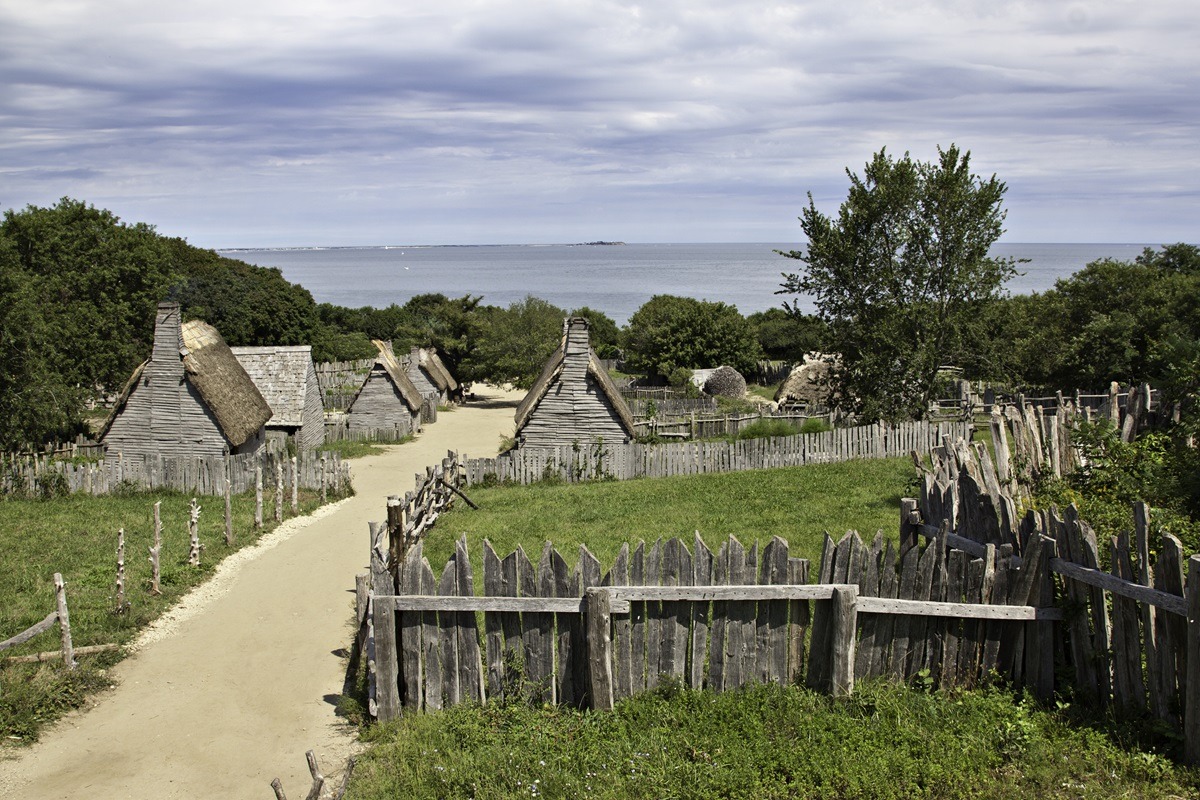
[218,242,1156,325]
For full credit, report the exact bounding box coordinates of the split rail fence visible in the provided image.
[461,420,969,486]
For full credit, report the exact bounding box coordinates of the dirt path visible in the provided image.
[0,386,522,799]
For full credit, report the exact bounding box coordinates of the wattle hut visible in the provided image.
[513,317,636,449]
[232,345,326,450]
[100,302,272,460]
[345,340,424,437]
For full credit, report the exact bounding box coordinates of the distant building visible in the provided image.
[345,340,424,437]
[406,346,460,405]
[100,302,272,460]
[232,345,326,450]
[514,317,636,448]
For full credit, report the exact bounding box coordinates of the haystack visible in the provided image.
[702,366,747,398]
[774,354,833,408]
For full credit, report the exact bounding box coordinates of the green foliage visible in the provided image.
[471,296,567,389]
[780,145,1017,423]
[389,293,487,382]
[570,306,621,359]
[735,418,800,439]
[348,681,1197,799]
[621,295,762,379]
[799,416,833,434]
[746,307,829,361]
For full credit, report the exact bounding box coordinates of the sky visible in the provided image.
[1,1,1197,248]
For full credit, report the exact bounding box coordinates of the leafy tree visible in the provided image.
[570,306,621,359]
[746,308,829,362]
[779,145,1016,422]
[621,295,762,378]
[472,296,567,389]
[390,294,488,381]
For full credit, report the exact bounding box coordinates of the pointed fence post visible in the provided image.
[149,500,162,595]
[291,456,299,514]
[188,498,202,566]
[274,461,283,523]
[115,528,127,614]
[224,459,234,546]
[255,464,263,529]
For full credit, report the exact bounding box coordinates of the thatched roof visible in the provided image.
[419,347,458,392]
[703,366,747,398]
[181,321,274,446]
[367,339,424,410]
[775,354,833,407]
[231,345,318,428]
[513,320,636,436]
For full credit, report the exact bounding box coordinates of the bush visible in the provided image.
[737,418,800,440]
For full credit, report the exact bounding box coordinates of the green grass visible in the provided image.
[346,681,1198,799]
[747,382,779,401]
[425,457,916,580]
[0,486,334,742]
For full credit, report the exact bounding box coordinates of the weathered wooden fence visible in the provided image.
[916,429,1200,752]
[632,410,835,440]
[323,414,416,444]
[1,449,349,498]
[314,357,375,411]
[462,421,970,486]
[626,397,718,417]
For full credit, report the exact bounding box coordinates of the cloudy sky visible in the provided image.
[1,1,1197,248]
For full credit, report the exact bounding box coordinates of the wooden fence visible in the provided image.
[0,573,95,669]
[632,410,835,440]
[918,429,1200,750]
[314,357,375,411]
[461,421,970,486]
[1,448,350,498]
[626,397,718,417]
[323,414,417,444]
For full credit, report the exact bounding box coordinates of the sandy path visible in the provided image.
[0,386,522,799]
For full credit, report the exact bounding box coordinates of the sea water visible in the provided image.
[220,242,1156,325]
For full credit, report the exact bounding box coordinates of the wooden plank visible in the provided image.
[499,550,523,698]
[586,587,614,711]
[980,544,1010,679]
[1153,534,1186,722]
[483,541,504,699]
[1111,536,1146,712]
[629,542,647,694]
[672,538,693,682]
[854,533,882,682]
[418,556,441,710]
[645,538,664,689]
[1074,514,1112,704]
[872,541,898,679]
[959,553,987,688]
[610,544,633,700]
[1057,514,1100,702]
[907,528,940,678]
[941,549,967,688]
[738,541,759,682]
[573,546,602,708]
[454,537,484,704]
[1134,503,1164,719]
[691,533,713,689]
[535,543,556,703]
[551,547,573,706]
[724,537,749,689]
[372,596,401,721]
[1185,555,1200,766]
[763,537,789,684]
[830,585,858,696]
[787,557,810,683]
[515,546,543,702]
[437,558,461,706]
[607,585,842,602]
[659,538,681,683]
[398,543,424,710]
[887,544,920,680]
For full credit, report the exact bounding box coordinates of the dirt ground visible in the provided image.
[0,386,523,799]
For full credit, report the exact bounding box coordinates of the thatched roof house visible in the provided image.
[100,303,272,460]
[514,317,636,449]
[407,346,459,404]
[232,345,326,450]
[345,340,424,436]
[775,354,833,409]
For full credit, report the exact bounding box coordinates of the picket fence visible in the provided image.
[1,448,350,498]
[461,420,970,486]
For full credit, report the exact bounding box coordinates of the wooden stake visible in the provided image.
[255,464,263,529]
[149,501,162,595]
[188,498,202,566]
[54,572,75,669]
[275,461,284,522]
[321,455,328,503]
[115,528,127,614]
[224,462,234,546]
[291,456,299,514]
[586,587,615,710]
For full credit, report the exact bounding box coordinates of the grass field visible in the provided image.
[424,456,918,579]
[0,486,334,741]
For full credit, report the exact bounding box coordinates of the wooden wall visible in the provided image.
[348,368,417,436]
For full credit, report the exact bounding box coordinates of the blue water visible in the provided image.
[219,242,1156,325]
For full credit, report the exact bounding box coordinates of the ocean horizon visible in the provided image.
[220,241,1159,325]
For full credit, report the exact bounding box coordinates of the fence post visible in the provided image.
[149,501,162,595]
[291,456,299,513]
[255,464,263,529]
[224,460,234,546]
[54,573,75,669]
[1186,555,1200,765]
[115,528,127,614]
[372,595,401,721]
[830,585,858,697]
[274,461,283,523]
[321,455,328,503]
[586,587,614,711]
[899,498,920,559]
[188,498,202,566]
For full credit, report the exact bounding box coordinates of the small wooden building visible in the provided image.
[100,302,272,460]
[514,317,636,449]
[346,340,424,436]
[407,346,459,404]
[232,345,326,450]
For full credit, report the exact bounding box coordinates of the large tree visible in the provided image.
[622,295,762,378]
[779,145,1016,422]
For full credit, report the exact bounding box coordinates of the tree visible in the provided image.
[472,296,567,389]
[746,308,828,362]
[621,295,762,378]
[390,293,488,381]
[779,145,1016,422]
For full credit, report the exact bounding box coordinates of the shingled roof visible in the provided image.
[231,345,318,428]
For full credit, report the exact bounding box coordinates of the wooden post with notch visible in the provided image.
[830,584,858,697]
[586,587,615,711]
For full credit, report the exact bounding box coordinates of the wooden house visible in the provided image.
[232,345,326,450]
[513,317,636,449]
[346,340,424,436]
[407,346,459,404]
[100,302,272,460]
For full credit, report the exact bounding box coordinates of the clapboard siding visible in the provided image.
[232,346,327,451]
[296,359,326,450]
